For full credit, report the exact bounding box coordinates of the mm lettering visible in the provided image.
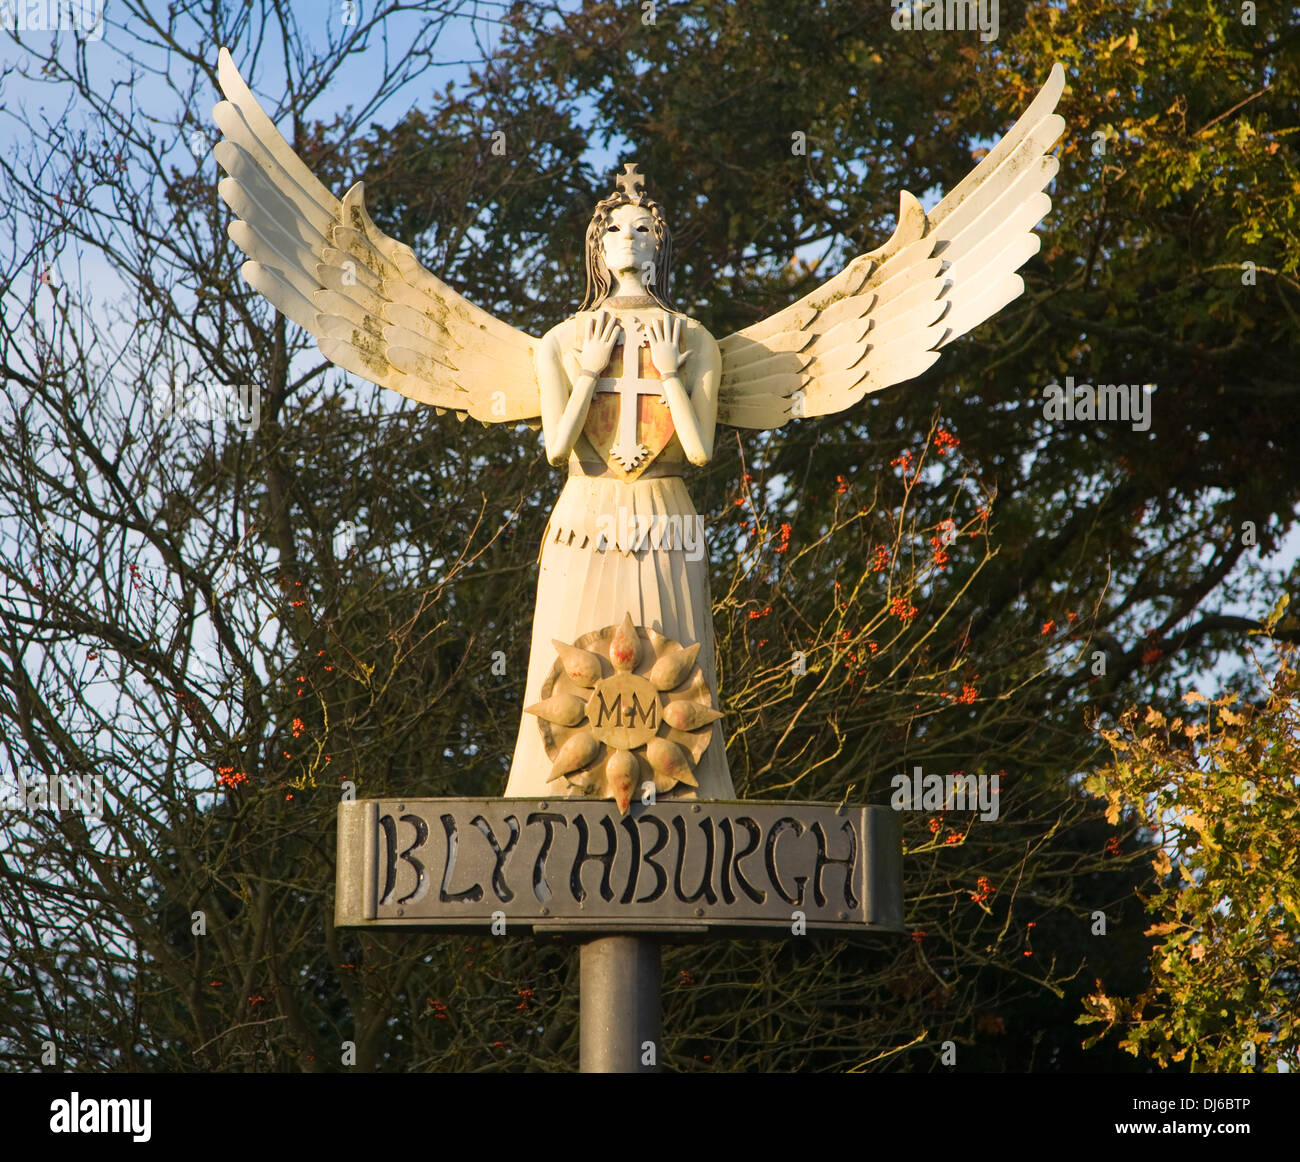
[592,690,658,729]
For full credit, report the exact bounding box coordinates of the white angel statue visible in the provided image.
[211,49,1065,813]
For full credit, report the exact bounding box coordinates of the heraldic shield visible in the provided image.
[581,319,682,481]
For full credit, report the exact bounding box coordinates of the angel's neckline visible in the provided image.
[603,294,658,309]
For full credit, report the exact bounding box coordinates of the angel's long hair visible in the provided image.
[578,187,675,312]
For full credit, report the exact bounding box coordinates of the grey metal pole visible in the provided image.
[579,935,661,1072]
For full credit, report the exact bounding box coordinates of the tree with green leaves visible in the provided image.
[1082,598,1300,1073]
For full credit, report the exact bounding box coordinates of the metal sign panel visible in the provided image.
[335,798,902,934]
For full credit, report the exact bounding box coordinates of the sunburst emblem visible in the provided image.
[526,613,722,814]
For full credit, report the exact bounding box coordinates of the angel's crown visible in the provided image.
[614,162,647,203]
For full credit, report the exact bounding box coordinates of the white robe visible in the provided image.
[503,398,732,799]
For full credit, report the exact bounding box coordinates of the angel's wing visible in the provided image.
[718,63,1067,430]
[211,46,539,425]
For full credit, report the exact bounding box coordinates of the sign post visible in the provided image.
[211,41,1069,1077]
[336,797,902,1070]
[579,936,661,1072]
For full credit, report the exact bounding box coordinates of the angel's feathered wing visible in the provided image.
[211,46,539,425]
[718,64,1067,429]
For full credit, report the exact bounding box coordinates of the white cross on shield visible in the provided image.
[593,321,668,472]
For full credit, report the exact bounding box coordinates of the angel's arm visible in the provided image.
[651,316,718,465]
[540,313,619,465]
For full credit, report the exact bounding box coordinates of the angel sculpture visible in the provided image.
[211,48,1065,814]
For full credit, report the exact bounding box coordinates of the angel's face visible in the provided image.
[601,203,656,279]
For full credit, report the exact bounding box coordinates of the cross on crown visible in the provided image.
[615,162,646,202]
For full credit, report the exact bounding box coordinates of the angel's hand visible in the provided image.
[576,311,620,377]
[646,315,690,378]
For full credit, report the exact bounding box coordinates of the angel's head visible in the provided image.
[579,163,674,311]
